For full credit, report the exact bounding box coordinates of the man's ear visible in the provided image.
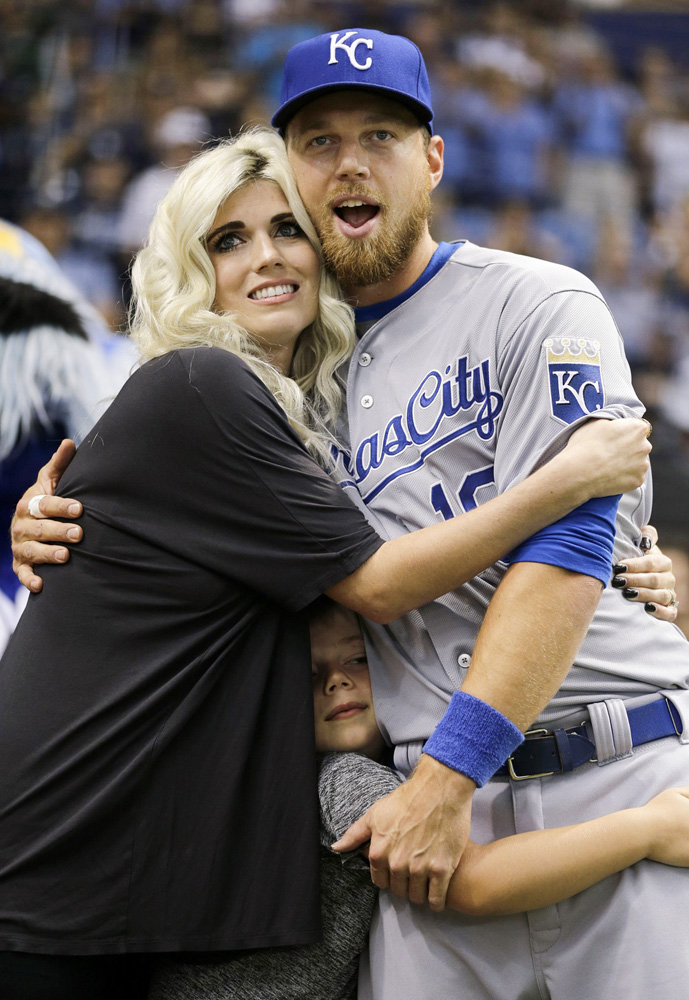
[427,134,444,192]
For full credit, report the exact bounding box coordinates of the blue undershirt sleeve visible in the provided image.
[505,495,621,586]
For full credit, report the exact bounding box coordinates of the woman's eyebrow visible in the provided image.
[206,220,244,242]
[206,213,295,244]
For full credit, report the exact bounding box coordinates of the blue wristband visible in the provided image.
[423,691,524,787]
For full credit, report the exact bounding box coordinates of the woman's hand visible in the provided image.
[641,787,689,866]
[562,417,651,499]
[611,524,679,623]
[10,440,82,593]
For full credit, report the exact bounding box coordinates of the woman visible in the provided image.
[0,129,654,998]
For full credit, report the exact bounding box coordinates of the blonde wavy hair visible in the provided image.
[129,127,354,462]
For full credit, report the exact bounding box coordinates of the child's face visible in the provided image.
[310,606,385,759]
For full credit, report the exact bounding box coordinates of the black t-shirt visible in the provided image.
[0,347,382,955]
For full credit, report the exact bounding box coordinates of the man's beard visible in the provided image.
[313,181,432,289]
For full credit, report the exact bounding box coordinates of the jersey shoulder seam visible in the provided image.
[500,286,614,354]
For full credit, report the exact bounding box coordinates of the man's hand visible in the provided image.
[332,754,475,911]
[11,439,82,593]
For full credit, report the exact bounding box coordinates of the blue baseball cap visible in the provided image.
[272,28,434,133]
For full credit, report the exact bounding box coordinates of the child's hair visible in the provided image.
[128,127,355,464]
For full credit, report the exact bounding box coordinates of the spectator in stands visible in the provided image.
[460,68,555,206]
[72,152,132,264]
[554,47,643,238]
[21,205,122,330]
[117,105,212,255]
[486,200,570,264]
[592,216,662,371]
[642,103,689,216]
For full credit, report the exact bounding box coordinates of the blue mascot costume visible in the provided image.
[0,219,134,650]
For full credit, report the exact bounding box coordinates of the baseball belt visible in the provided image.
[496,696,683,781]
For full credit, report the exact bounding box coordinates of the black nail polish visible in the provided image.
[645,603,657,614]
[611,577,627,589]
[640,536,652,551]
[623,588,638,599]
[612,564,627,575]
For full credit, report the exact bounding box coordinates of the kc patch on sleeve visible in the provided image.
[544,337,605,424]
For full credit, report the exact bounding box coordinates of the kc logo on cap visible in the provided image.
[272,28,434,133]
[328,31,374,71]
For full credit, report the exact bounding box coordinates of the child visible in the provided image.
[149,599,689,999]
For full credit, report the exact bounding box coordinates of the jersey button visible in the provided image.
[361,395,374,408]
[359,353,372,366]
[457,653,471,669]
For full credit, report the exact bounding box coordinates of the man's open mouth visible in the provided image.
[333,200,380,230]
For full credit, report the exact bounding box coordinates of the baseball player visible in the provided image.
[270,30,689,1000]
[10,28,689,1000]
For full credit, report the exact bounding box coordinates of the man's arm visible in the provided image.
[335,562,602,911]
[460,562,602,728]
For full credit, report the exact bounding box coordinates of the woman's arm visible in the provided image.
[328,417,651,623]
[448,786,689,917]
[11,418,658,617]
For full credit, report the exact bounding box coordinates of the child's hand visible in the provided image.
[642,787,689,866]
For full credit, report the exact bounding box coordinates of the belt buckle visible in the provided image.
[506,728,557,782]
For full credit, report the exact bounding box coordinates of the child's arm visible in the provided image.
[319,751,402,861]
[448,787,689,916]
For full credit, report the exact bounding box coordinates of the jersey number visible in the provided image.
[430,465,495,519]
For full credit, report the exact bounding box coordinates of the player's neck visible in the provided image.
[342,231,438,308]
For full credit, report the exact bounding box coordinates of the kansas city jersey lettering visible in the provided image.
[545,338,604,425]
[336,355,503,504]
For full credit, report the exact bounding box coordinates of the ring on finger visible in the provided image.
[669,589,680,609]
[28,494,50,519]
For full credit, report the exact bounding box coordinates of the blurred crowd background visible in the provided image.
[1,0,688,622]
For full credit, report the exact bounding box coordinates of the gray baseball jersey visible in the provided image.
[332,242,689,765]
[338,242,689,1000]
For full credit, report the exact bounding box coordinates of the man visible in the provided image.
[11,28,689,1000]
[274,30,689,1000]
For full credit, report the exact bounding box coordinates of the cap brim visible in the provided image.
[272,82,433,132]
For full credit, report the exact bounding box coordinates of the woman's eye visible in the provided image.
[209,231,242,253]
[276,220,302,238]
